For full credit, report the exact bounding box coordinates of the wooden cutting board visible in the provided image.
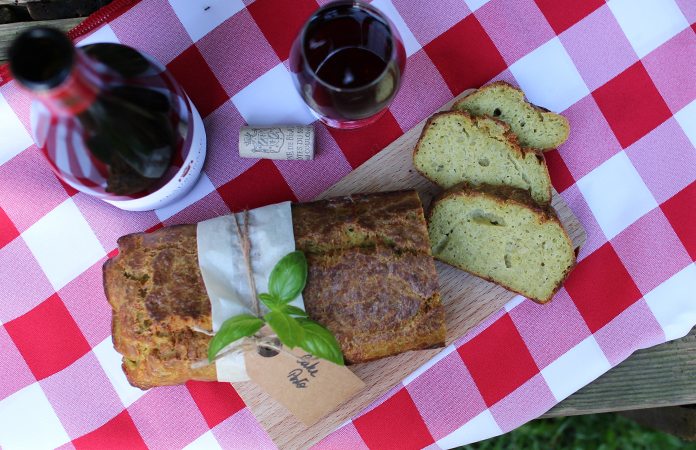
[232,90,588,450]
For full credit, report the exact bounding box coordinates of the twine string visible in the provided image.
[192,210,319,368]
[190,331,306,369]
[192,210,312,368]
[232,210,261,319]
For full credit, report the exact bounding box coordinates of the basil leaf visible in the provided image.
[258,293,281,311]
[279,304,309,317]
[208,315,264,363]
[268,251,307,304]
[297,318,344,366]
[265,311,305,349]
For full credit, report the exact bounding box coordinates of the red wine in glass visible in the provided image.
[290,1,406,129]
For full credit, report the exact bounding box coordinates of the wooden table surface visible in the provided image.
[2,15,694,423]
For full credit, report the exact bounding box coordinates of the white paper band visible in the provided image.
[196,201,303,382]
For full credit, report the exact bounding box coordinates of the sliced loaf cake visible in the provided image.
[413,110,552,206]
[427,182,576,304]
[452,81,569,152]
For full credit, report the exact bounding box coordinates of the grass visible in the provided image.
[452,413,696,450]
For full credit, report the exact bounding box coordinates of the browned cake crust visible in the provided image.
[292,191,445,364]
[103,224,217,389]
[413,110,553,206]
[104,190,445,389]
[432,181,558,217]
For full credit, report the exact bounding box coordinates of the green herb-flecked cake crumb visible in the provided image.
[452,80,570,152]
[414,110,553,206]
[427,182,576,304]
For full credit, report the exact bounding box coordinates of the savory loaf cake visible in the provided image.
[452,81,570,151]
[292,191,445,365]
[413,110,553,205]
[427,182,576,304]
[104,224,217,388]
[103,190,445,389]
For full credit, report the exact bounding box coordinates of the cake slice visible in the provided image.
[427,182,576,304]
[413,110,552,205]
[452,81,569,152]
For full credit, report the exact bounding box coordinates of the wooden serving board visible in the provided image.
[232,90,588,450]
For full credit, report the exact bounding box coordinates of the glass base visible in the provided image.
[315,108,388,130]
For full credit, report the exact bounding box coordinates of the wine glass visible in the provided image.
[289,0,406,130]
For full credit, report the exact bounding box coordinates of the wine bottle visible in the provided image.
[8,27,206,211]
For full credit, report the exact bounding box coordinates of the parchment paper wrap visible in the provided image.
[196,201,304,382]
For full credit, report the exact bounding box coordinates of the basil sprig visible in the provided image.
[208,250,344,366]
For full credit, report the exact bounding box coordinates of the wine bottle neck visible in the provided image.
[34,51,99,116]
[9,27,98,116]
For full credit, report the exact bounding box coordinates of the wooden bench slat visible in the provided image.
[0,1,50,5]
[0,17,84,66]
[619,405,696,441]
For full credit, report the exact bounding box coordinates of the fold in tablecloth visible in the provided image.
[1,0,695,449]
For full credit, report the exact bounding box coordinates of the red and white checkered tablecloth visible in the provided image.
[1,0,696,448]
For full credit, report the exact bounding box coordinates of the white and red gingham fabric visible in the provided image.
[1,0,695,448]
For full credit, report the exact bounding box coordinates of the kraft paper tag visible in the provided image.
[244,334,365,426]
[239,125,315,160]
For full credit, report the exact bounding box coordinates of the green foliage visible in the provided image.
[278,304,309,317]
[296,318,344,366]
[264,310,305,349]
[268,250,307,304]
[208,315,264,363]
[453,413,696,450]
[258,293,281,310]
[208,251,344,366]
